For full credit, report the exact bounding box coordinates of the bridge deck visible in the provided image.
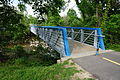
[68,39,99,58]
[69,39,96,54]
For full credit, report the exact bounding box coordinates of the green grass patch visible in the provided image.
[83,78,95,80]
[0,45,81,80]
[0,61,79,80]
[106,44,120,52]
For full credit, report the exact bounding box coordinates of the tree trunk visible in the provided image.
[96,6,100,27]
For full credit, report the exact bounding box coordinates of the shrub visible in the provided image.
[0,48,10,62]
[14,57,27,65]
[32,45,60,65]
[12,45,27,58]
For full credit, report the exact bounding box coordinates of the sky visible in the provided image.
[59,0,81,17]
[12,0,81,18]
[12,0,35,16]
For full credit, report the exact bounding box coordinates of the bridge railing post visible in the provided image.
[71,29,74,40]
[80,29,84,43]
[94,30,98,48]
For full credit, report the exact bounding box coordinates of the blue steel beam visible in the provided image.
[33,26,99,30]
[62,28,71,56]
[97,28,105,50]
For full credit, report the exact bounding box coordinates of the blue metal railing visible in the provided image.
[30,26,105,56]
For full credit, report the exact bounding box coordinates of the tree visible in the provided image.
[19,0,65,20]
[62,9,82,27]
[1,0,65,20]
[75,0,97,27]
[40,14,64,26]
[75,0,120,27]
[28,15,38,24]
[103,14,120,44]
[0,0,38,48]
[67,9,77,18]
[0,0,22,45]
[0,0,22,55]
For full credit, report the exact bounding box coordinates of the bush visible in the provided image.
[12,45,27,58]
[0,44,60,66]
[32,45,60,65]
[0,48,10,62]
[14,57,27,65]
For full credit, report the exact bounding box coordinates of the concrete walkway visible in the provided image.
[73,51,120,80]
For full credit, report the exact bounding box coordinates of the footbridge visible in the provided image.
[30,26,105,57]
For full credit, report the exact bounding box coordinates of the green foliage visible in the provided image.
[60,9,83,27]
[0,43,60,66]
[40,14,64,26]
[28,15,38,24]
[31,45,60,65]
[17,2,26,12]
[0,2,25,47]
[70,18,81,27]
[83,78,95,80]
[66,9,81,27]
[12,45,27,58]
[14,57,27,65]
[19,0,65,20]
[0,52,8,62]
[75,0,120,17]
[13,57,41,66]
[75,0,95,20]
[106,44,120,52]
[103,14,120,44]
[75,0,120,27]
[0,5,37,48]
[67,9,77,18]
[0,5,22,28]
[0,4,22,45]
[84,16,97,27]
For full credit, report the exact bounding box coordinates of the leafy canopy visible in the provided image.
[19,0,65,20]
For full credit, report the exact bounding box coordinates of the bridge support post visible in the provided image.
[62,28,71,56]
[97,28,105,50]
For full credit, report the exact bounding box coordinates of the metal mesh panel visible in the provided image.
[67,29,98,48]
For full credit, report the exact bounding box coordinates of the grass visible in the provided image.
[83,78,95,80]
[106,44,120,52]
[0,45,95,80]
[0,60,79,80]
